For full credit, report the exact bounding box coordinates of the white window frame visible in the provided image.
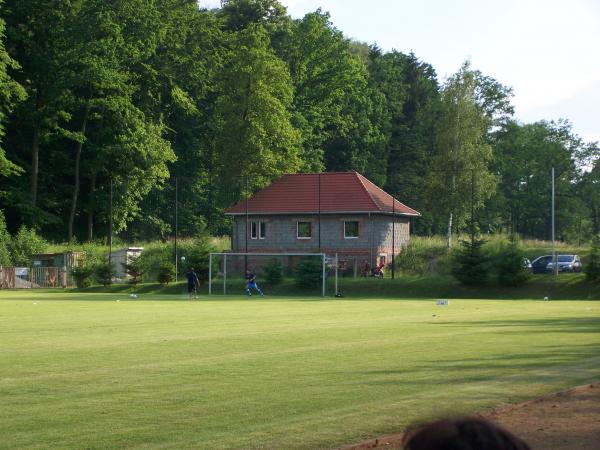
[251,221,266,240]
[259,221,266,240]
[344,221,359,239]
[297,221,312,239]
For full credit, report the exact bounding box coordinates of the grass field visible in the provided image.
[1,291,599,449]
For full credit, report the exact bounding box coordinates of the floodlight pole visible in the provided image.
[175,177,178,282]
[318,173,321,251]
[392,196,395,280]
[108,179,113,264]
[245,175,248,273]
[552,167,557,276]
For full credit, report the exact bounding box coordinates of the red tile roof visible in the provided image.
[225,172,420,216]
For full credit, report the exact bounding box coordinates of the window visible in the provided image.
[297,221,312,239]
[251,221,266,239]
[259,222,266,239]
[344,221,359,238]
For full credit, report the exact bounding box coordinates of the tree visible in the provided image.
[9,225,47,266]
[0,210,11,265]
[451,238,489,285]
[214,24,301,196]
[0,1,26,176]
[426,62,500,247]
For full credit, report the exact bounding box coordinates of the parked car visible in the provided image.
[546,254,582,273]
[531,255,552,274]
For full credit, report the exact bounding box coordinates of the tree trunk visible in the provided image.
[30,124,40,207]
[447,212,453,249]
[67,103,91,241]
[87,172,96,242]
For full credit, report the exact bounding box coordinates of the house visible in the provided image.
[224,172,420,270]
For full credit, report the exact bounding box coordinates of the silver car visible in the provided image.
[546,255,582,273]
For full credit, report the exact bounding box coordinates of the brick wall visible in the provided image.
[231,214,411,263]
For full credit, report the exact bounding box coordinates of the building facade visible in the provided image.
[225,172,419,269]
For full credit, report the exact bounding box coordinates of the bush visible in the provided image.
[493,238,530,286]
[179,238,214,286]
[9,226,47,266]
[122,255,144,285]
[294,259,322,288]
[94,261,115,286]
[71,265,94,288]
[157,262,176,285]
[0,211,11,265]
[451,238,489,286]
[586,236,600,282]
[263,259,284,285]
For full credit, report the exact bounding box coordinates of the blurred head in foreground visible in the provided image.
[403,417,531,450]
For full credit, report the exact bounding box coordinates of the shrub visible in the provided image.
[263,259,284,285]
[157,262,176,285]
[71,265,94,288]
[122,255,144,285]
[451,238,489,286]
[179,238,214,286]
[94,261,115,286]
[586,236,600,282]
[294,259,322,288]
[0,211,11,265]
[9,226,47,266]
[493,238,530,286]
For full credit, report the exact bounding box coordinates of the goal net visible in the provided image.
[208,253,332,297]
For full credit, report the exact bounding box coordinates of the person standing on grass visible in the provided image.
[186,267,200,299]
[245,270,264,296]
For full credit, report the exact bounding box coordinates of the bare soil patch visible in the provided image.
[340,382,600,450]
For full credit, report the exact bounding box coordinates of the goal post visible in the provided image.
[208,252,331,297]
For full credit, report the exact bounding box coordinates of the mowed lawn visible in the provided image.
[1,291,599,450]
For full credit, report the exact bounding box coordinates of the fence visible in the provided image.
[0,266,72,289]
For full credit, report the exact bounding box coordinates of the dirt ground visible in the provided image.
[340,382,600,450]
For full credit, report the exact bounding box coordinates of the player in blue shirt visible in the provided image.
[245,270,264,296]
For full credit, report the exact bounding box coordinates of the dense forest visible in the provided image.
[0,0,598,244]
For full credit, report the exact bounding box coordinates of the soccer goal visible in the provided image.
[208,252,335,297]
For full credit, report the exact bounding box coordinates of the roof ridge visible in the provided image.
[355,172,383,212]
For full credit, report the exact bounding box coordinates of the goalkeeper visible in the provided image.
[245,270,264,296]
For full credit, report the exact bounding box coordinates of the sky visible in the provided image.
[200,0,600,144]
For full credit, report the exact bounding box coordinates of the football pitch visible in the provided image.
[1,291,599,449]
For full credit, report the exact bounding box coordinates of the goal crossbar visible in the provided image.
[208,252,327,297]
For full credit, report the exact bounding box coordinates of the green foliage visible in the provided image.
[451,238,489,286]
[0,210,12,265]
[395,236,450,276]
[492,238,530,286]
[71,265,94,288]
[9,226,47,266]
[0,5,26,176]
[585,236,600,282]
[263,259,284,285]
[294,259,322,288]
[122,256,144,285]
[157,262,175,285]
[94,261,115,287]
[179,238,214,285]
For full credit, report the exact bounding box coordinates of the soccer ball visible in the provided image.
[543,296,549,301]
[129,294,138,299]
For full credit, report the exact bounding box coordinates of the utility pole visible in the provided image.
[392,195,395,279]
[552,167,557,276]
[108,179,113,265]
[174,177,178,282]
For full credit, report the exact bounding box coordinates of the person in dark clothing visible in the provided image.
[186,268,200,299]
[245,270,264,296]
